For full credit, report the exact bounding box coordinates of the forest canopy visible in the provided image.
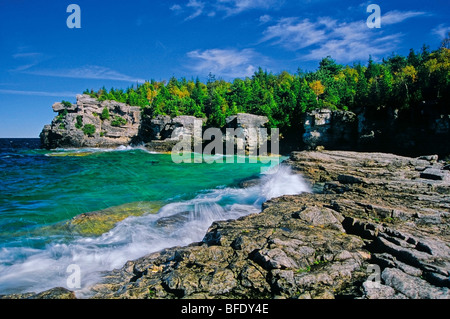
[83,44,450,134]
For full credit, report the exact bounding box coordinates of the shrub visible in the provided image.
[56,109,68,123]
[75,115,83,129]
[61,100,72,108]
[101,107,110,121]
[111,116,127,127]
[82,124,96,137]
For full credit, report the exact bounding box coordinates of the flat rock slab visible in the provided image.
[421,168,450,181]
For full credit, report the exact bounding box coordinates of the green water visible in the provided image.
[0,146,272,244]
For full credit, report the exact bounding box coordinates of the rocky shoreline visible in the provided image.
[4,149,448,299]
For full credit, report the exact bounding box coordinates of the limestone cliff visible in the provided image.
[302,105,450,157]
[40,96,270,153]
[40,95,142,149]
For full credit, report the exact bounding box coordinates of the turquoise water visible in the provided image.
[0,139,309,296]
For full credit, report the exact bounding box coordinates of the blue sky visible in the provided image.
[0,0,449,137]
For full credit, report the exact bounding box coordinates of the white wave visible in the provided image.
[0,164,310,297]
[47,144,156,156]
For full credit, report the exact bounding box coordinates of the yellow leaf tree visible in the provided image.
[309,80,325,102]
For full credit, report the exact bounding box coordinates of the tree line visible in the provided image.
[83,43,449,135]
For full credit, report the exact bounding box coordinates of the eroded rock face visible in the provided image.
[40,95,142,149]
[226,113,269,154]
[302,109,357,151]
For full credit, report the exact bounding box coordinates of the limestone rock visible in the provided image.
[1,287,76,299]
[226,113,269,154]
[302,109,357,150]
[40,94,142,149]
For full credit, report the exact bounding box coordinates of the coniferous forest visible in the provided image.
[83,43,450,137]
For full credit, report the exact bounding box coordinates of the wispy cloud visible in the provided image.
[186,48,266,78]
[261,10,427,63]
[382,10,427,25]
[432,24,450,39]
[0,89,77,98]
[10,51,46,72]
[185,0,205,21]
[216,0,281,16]
[262,17,328,50]
[171,0,281,20]
[26,65,145,83]
[258,14,272,25]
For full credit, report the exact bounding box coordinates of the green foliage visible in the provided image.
[75,116,83,129]
[56,109,68,123]
[83,45,449,136]
[82,124,96,137]
[111,116,127,127]
[100,107,110,121]
[61,100,72,108]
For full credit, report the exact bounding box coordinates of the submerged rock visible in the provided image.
[47,201,162,237]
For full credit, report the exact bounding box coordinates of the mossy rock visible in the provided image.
[53,201,163,236]
[48,152,93,157]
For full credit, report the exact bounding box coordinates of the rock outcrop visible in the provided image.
[40,95,142,149]
[302,109,357,151]
[225,113,270,155]
[303,105,450,157]
[40,96,269,154]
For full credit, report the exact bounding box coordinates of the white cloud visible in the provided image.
[27,65,145,83]
[261,10,426,63]
[10,51,45,72]
[217,0,280,16]
[170,4,182,11]
[186,48,265,78]
[172,0,280,20]
[259,14,272,24]
[262,17,328,50]
[432,24,450,39]
[185,0,205,21]
[382,10,426,26]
